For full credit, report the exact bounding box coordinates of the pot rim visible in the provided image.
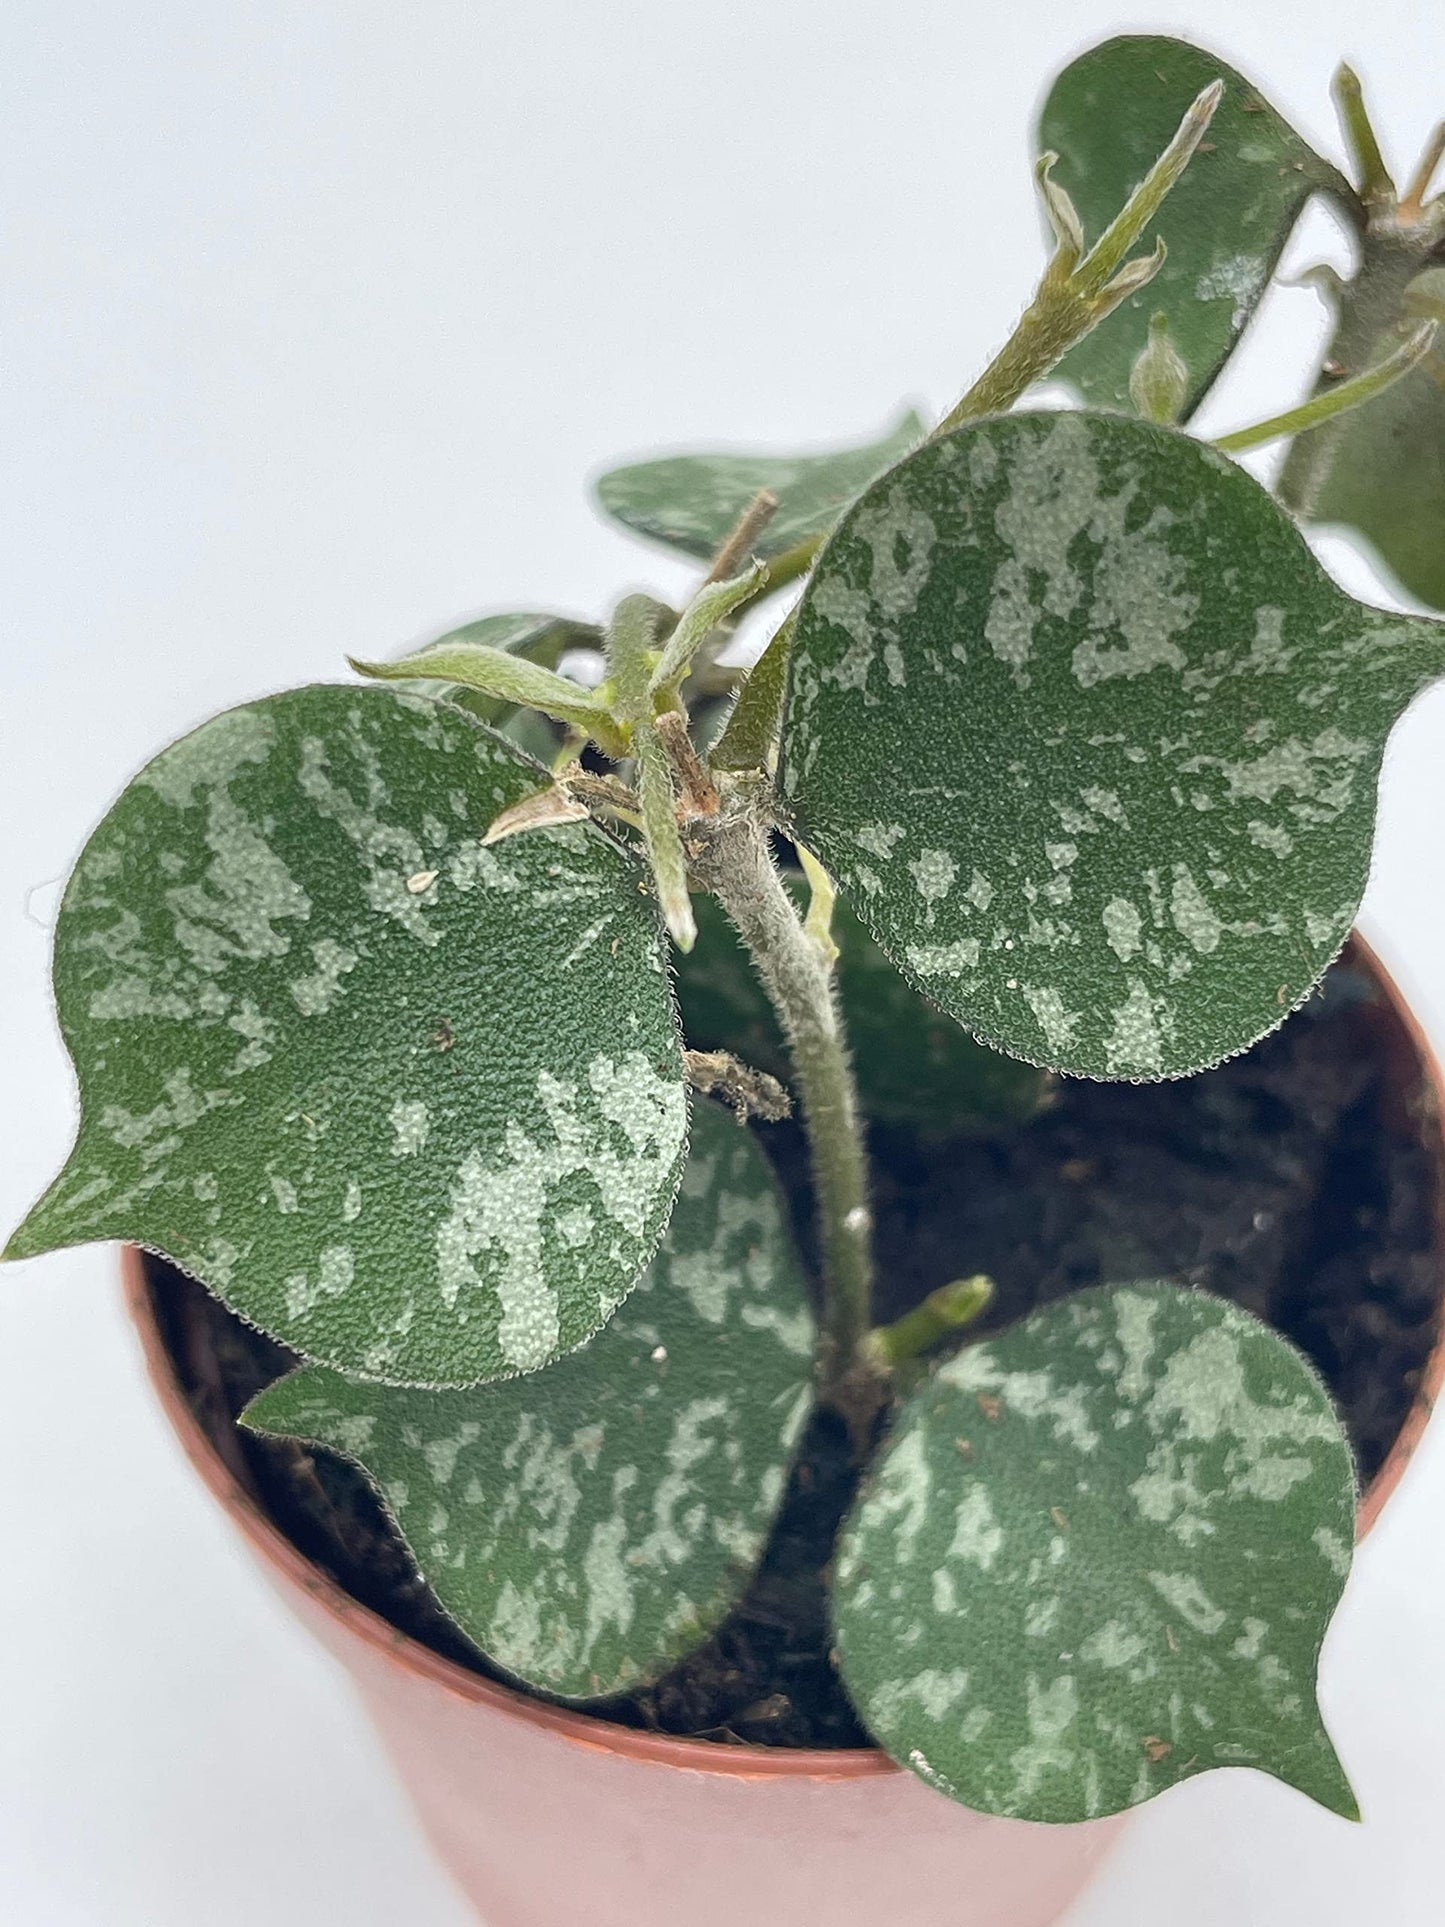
[121,930,1445,1784]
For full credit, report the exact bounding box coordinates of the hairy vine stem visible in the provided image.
[683,782,885,1435]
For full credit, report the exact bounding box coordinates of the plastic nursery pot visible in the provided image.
[121,933,1445,1927]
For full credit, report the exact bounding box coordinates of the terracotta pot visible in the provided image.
[121,934,1445,1927]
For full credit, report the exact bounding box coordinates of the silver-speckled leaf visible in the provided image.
[243,1098,814,1701]
[1040,36,1342,417]
[594,409,925,564]
[834,1282,1358,1822]
[782,410,1444,1080]
[6,686,687,1386]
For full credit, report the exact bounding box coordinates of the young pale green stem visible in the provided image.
[351,645,629,758]
[1215,320,1438,454]
[935,82,1221,434]
[871,1274,995,1370]
[686,792,881,1431]
[1333,63,1397,213]
[649,563,767,700]
[797,842,839,964]
[718,531,824,633]
[637,734,696,950]
[607,594,698,951]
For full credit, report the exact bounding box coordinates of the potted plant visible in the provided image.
[9,31,1445,1927]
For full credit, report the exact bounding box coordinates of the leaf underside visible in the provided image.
[244,1098,814,1702]
[834,1281,1359,1822]
[594,409,926,564]
[7,685,687,1386]
[1040,34,1338,417]
[782,409,1439,1080]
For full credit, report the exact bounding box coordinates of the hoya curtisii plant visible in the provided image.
[8,35,1445,1825]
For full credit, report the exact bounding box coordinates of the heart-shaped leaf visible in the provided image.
[1040,36,1343,417]
[1280,306,1445,612]
[677,893,1049,1134]
[5,686,687,1385]
[595,409,924,565]
[243,1097,814,1701]
[834,1281,1358,1821]
[781,409,1443,1079]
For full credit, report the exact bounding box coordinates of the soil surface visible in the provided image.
[147,953,1443,1751]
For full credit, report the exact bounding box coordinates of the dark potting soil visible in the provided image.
[146,954,1442,1751]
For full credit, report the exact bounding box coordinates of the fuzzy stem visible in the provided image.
[934,83,1221,435]
[686,792,882,1427]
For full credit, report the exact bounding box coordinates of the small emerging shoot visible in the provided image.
[871,1274,995,1370]
[1333,62,1397,214]
[1129,311,1190,422]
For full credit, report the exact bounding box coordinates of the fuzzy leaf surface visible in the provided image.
[1041,35,1340,416]
[6,686,687,1384]
[393,610,604,730]
[677,893,1048,1133]
[782,410,1443,1079]
[834,1281,1358,1821]
[243,1098,814,1701]
[595,409,924,564]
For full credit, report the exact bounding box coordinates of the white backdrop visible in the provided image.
[4,3,1445,1921]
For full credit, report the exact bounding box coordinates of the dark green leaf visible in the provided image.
[676,892,1048,1134]
[595,409,925,565]
[834,1281,1358,1821]
[243,1098,814,1701]
[782,410,1444,1079]
[6,686,687,1385]
[1040,36,1343,416]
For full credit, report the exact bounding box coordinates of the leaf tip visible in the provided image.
[2,1196,58,1265]
[1261,1700,1360,1822]
[1,1225,33,1265]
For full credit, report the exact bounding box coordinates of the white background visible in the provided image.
[4,2,1445,1921]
